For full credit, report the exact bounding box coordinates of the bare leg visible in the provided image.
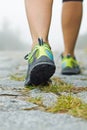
[62,1,83,56]
[25,0,53,48]
[24,0,56,86]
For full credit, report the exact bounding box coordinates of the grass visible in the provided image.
[25,77,87,120]
[10,74,87,94]
[47,95,82,113]
[10,74,87,120]
[27,95,87,120]
[28,97,43,106]
[25,77,87,94]
[10,74,25,81]
[47,95,87,120]
[69,103,87,119]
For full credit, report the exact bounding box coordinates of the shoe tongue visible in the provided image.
[38,38,44,46]
[66,54,71,58]
[61,53,71,58]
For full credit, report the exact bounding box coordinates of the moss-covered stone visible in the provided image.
[69,103,87,120]
[25,77,87,94]
[47,95,87,120]
[27,95,87,120]
[27,97,43,107]
[47,95,82,113]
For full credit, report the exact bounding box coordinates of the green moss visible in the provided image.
[69,103,87,119]
[27,95,87,120]
[41,84,73,93]
[47,95,82,113]
[25,77,87,94]
[10,74,25,81]
[80,78,87,81]
[22,76,87,120]
[27,97,43,106]
[47,95,87,120]
[25,77,73,93]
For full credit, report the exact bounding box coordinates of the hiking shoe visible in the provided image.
[24,38,56,86]
[61,54,80,75]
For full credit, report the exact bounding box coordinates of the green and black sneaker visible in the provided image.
[24,38,56,86]
[61,54,80,75]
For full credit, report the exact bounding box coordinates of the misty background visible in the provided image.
[0,0,87,51]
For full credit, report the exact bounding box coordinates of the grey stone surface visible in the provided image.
[0,111,87,130]
[76,92,87,103]
[0,79,24,89]
[0,97,37,111]
[0,51,87,130]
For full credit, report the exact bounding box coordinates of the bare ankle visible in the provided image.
[63,51,75,57]
[32,38,50,49]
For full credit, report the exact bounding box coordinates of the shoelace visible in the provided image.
[24,46,39,61]
[24,54,29,60]
[24,38,50,61]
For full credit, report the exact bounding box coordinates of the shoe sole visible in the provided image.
[30,62,55,85]
[61,67,80,75]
